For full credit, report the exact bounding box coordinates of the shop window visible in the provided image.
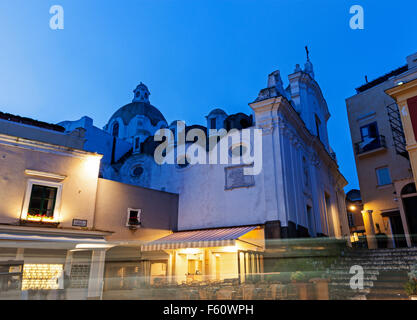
[22,264,63,290]
[69,264,90,288]
[126,208,142,227]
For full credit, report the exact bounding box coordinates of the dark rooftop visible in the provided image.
[355,65,408,93]
[0,111,65,132]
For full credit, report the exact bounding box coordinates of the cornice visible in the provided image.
[0,133,102,160]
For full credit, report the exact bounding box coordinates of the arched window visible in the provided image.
[112,122,119,137]
[401,183,417,196]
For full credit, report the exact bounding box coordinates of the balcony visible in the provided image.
[354,135,387,156]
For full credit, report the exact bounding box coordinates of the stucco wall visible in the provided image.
[59,116,132,164]
[94,178,178,241]
[346,80,413,223]
[0,136,101,228]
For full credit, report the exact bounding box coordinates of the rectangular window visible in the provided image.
[210,118,217,129]
[28,184,58,218]
[376,167,392,186]
[127,208,142,227]
[21,179,62,222]
[360,122,379,140]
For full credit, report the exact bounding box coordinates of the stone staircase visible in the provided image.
[328,247,417,300]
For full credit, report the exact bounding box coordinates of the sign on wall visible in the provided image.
[72,219,88,227]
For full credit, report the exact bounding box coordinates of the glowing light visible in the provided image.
[397,81,404,86]
[354,233,359,242]
[22,264,63,290]
[25,214,59,223]
[179,248,201,255]
[222,246,238,253]
[83,155,101,175]
[75,243,114,249]
[349,205,356,211]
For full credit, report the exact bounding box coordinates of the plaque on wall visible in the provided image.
[225,164,255,190]
[72,219,88,227]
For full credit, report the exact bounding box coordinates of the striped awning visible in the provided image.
[141,226,258,251]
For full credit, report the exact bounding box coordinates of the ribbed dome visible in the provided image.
[108,102,167,127]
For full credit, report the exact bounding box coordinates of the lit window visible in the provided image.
[376,167,392,186]
[28,185,57,218]
[127,208,141,227]
[21,180,62,222]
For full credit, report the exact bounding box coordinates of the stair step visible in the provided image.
[329,281,373,288]
[342,256,417,262]
[328,248,417,300]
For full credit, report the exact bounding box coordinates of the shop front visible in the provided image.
[0,226,111,300]
[141,226,265,285]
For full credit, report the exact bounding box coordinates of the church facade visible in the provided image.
[60,57,349,242]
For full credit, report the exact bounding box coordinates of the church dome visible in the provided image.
[107,83,167,127]
[108,101,167,127]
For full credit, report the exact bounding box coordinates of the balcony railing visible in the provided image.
[354,135,386,155]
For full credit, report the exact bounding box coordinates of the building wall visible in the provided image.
[0,127,101,229]
[346,78,413,239]
[59,116,132,164]
[94,178,178,241]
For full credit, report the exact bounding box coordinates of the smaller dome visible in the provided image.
[207,108,227,118]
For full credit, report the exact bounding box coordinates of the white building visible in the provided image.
[60,57,349,243]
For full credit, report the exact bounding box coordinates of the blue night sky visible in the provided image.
[1,0,416,191]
